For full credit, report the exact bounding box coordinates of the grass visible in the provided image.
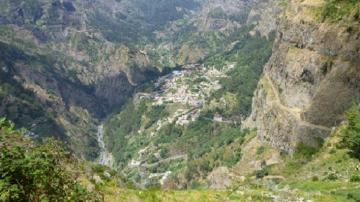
[265,124,360,202]
[319,0,360,22]
[101,188,275,202]
[286,181,359,202]
[289,180,347,192]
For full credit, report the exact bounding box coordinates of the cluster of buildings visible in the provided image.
[126,63,240,186]
[143,63,234,128]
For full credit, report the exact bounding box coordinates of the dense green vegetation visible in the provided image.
[205,30,274,118]
[320,0,360,22]
[0,118,99,201]
[0,42,62,137]
[104,99,171,168]
[157,118,247,185]
[341,103,360,159]
[104,100,147,167]
[105,99,249,185]
[144,106,169,129]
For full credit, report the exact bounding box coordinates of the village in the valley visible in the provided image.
[126,63,236,186]
[137,63,234,128]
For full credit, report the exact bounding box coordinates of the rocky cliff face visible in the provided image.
[246,0,360,152]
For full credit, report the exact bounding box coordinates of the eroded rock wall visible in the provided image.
[246,0,360,152]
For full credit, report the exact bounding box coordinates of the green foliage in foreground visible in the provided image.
[0,118,99,202]
[342,103,360,159]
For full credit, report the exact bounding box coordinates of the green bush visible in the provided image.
[208,7,227,19]
[199,160,212,172]
[0,118,99,201]
[350,174,360,182]
[159,148,169,159]
[255,161,268,179]
[256,146,266,155]
[223,148,242,167]
[255,168,269,179]
[329,148,337,154]
[320,0,359,22]
[341,103,360,159]
[144,105,169,129]
[294,142,321,160]
[347,192,360,202]
[312,176,319,181]
[147,154,158,164]
[327,173,338,181]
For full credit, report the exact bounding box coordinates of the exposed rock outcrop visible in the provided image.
[246,0,360,152]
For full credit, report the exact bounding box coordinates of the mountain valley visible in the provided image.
[0,0,360,201]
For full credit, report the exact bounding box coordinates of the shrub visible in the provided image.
[320,0,359,22]
[294,142,319,160]
[350,174,360,182]
[327,173,338,181]
[147,154,158,164]
[0,118,99,201]
[223,148,242,167]
[341,103,360,159]
[255,168,269,179]
[255,161,268,179]
[312,176,319,181]
[208,7,227,19]
[199,160,212,172]
[256,146,266,155]
[347,192,360,201]
[159,148,169,159]
[329,148,337,154]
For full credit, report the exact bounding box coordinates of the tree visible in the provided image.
[342,103,360,159]
[0,118,99,202]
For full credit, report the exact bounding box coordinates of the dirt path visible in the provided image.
[143,155,188,168]
[263,76,331,132]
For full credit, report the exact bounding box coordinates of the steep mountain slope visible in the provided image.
[246,0,360,152]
